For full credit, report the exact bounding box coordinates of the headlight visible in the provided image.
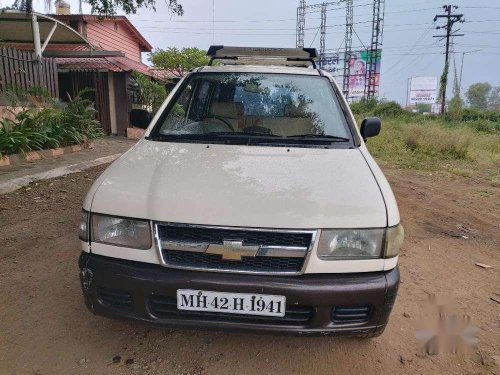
[91,213,152,250]
[317,229,385,260]
[79,210,89,241]
[385,224,404,258]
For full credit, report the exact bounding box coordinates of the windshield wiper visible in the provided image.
[203,131,281,137]
[285,134,350,142]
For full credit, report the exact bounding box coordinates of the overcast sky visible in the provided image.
[23,0,500,104]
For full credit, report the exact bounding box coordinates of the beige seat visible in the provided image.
[252,105,316,136]
[210,102,245,130]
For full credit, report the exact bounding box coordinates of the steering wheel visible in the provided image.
[203,115,235,132]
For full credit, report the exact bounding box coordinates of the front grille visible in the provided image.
[157,224,312,248]
[149,295,313,326]
[163,249,304,273]
[155,223,315,274]
[96,287,133,311]
[332,305,372,324]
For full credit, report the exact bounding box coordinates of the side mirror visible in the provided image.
[360,117,381,140]
[129,109,151,129]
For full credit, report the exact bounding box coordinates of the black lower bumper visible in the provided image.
[79,252,399,337]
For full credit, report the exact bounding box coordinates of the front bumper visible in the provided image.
[79,252,399,337]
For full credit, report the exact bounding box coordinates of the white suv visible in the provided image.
[78,46,403,337]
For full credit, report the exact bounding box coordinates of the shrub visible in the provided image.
[415,103,432,114]
[467,119,500,134]
[458,108,500,123]
[351,98,407,118]
[0,91,103,157]
[350,98,378,115]
[373,101,405,117]
[402,124,470,160]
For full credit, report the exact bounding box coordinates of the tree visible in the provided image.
[149,47,210,78]
[448,61,463,120]
[130,72,167,112]
[13,0,182,16]
[438,60,449,113]
[465,82,492,109]
[488,86,500,110]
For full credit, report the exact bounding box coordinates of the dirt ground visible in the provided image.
[0,163,498,375]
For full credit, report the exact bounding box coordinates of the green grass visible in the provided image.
[363,116,500,182]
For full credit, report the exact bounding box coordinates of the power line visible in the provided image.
[141,30,296,35]
[140,26,299,31]
[136,24,500,35]
[309,26,321,47]
[381,24,435,75]
[462,30,500,35]
[306,2,372,15]
[130,17,299,23]
[458,44,500,49]
[382,39,441,80]
[460,6,500,10]
[131,17,500,25]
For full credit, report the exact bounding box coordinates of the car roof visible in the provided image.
[196,65,321,76]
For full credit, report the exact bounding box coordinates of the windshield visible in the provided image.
[152,72,353,146]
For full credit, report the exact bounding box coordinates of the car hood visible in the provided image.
[89,140,387,229]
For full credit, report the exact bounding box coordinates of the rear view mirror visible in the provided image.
[129,109,151,129]
[360,117,381,140]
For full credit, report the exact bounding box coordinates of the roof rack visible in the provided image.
[206,46,317,68]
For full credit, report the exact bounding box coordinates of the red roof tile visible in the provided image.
[55,57,122,71]
[55,56,161,78]
[1,43,94,51]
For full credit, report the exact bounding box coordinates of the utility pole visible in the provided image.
[459,49,480,90]
[433,5,464,114]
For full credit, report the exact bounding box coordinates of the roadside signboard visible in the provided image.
[319,50,381,100]
[409,76,438,104]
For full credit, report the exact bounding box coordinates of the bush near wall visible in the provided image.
[0,90,104,157]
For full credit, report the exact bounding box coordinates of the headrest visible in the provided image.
[284,104,308,118]
[211,102,244,118]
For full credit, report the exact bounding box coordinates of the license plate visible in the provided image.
[176,289,286,317]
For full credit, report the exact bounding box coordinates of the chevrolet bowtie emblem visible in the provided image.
[206,240,259,261]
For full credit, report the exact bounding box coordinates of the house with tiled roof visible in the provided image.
[0,4,168,137]
[51,11,160,136]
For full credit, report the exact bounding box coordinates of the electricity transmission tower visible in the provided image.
[320,3,327,57]
[433,5,464,114]
[295,0,385,101]
[342,0,353,98]
[364,0,385,99]
[296,1,343,50]
[296,0,306,48]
